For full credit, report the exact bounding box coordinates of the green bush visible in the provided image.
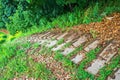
[6,9,32,34]
[0,32,7,44]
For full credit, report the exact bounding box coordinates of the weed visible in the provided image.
[90,29,98,38]
[39,45,52,56]
[66,45,83,58]
[63,42,71,48]
[57,38,64,45]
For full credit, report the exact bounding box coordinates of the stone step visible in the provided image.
[61,46,75,55]
[86,58,106,75]
[28,32,51,43]
[38,32,51,39]
[84,40,100,52]
[42,33,55,39]
[38,39,51,45]
[65,33,78,43]
[51,32,80,51]
[72,34,90,47]
[71,52,85,64]
[108,68,120,80]
[52,33,63,39]
[46,40,58,47]
[57,32,68,40]
[99,43,118,63]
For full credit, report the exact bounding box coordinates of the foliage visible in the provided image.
[57,38,64,45]
[0,0,119,34]
[90,29,98,38]
[0,1,5,28]
[6,9,33,34]
[0,31,22,44]
[66,45,83,58]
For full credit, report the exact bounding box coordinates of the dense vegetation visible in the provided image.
[0,0,120,35]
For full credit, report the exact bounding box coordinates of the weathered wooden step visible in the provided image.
[28,32,51,43]
[86,58,106,75]
[71,53,85,64]
[52,43,66,51]
[84,40,100,52]
[65,33,79,43]
[72,34,90,47]
[51,32,80,51]
[46,40,57,47]
[61,46,75,55]
[38,39,51,45]
[99,43,118,63]
[46,33,74,48]
[42,33,55,39]
[108,68,120,80]
[52,33,63,39]
[71,40,100,64]
[64,31,82,42]
[38,32,51,39]
[57,32,68,40]
[56,33,82,55]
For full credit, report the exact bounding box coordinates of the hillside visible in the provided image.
[0,0,120,80]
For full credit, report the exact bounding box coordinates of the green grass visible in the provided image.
[57,38,64,45]
[0,42,55,80]
[0,41,31,68]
